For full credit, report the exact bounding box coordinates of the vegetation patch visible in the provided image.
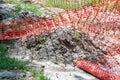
[5,1,41,19]
[38,37,47,44]
[23,3,41,15]
[44,0,80,9]
[72,33,81,41]
[0,55,26,70]
[25,67,48,80]
[0,43,48,80]
[0,43,7,55]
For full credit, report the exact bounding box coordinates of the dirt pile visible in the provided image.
[7,26,106,65]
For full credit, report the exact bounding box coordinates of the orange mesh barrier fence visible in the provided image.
[0,0,120,79]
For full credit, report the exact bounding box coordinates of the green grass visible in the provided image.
[0,43,48,80]
[0,43,7,55]
[0,43,26,70]
[0,55,48,80]
[0,44,24,70]
[15,3,22,14]
[44,0,103,9]
[0,55,26,70]
[23,3,41,15]
[5,0,19,4]
[25,67,48,80]
[5,1,41,19]
[14,2,41,15]
[44,0,80,9]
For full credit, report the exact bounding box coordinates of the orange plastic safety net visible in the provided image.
[0,0,120,79]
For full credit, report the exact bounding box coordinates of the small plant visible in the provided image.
[38,37,46,44]
[72,33,81,41]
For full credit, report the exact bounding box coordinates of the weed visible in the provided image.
[38,37,46,44]
[72,33,81,41]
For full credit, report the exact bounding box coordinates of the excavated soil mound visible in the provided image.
[7,26,106,65]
